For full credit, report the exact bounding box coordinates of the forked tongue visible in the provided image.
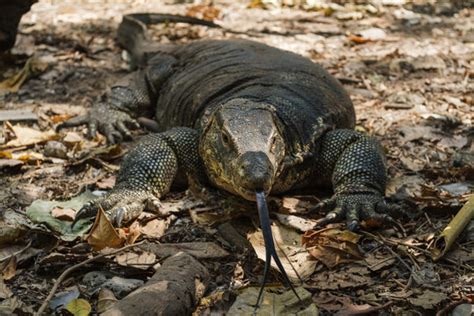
[254,191,301,310]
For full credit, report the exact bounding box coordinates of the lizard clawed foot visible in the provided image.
[72,189,160,228]
[313,193,405,231]
[57,103,140,144]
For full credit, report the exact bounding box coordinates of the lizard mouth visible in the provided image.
[236,186,270,201]
[233,151,274,201]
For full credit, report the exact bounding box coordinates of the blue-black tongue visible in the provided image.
[254,191,301,310]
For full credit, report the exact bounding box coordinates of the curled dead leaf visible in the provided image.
[302,228,363,268]
[85,207,125,251]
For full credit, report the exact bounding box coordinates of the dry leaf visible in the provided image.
[0,56,48,93]
[348,34,370,44]
[51,207,76,221]
[276,213,318,232]
[139,218,169,239]
[115,250,156,270]
[63,132,83,146]
[279,195,319,214]
[302,228,363,268]
[96,176,116,189]
[50,114,73,124]
[0,278,13,299]
[408,290,447,310]
[97,288,117,314]
[186,4,220,21]
[228,287,318,315]
[248,222,316,282]
[1,124,57,149]
[1,256,17,280]
[85,207,125,251]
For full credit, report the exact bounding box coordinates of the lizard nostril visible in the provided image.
[235,151,274,192]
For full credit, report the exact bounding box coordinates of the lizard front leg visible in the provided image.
[313,129,402,231]
[58,53,177,143]
[73,127,202,227]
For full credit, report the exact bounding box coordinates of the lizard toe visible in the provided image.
[108,201,145,227]
[312,196,337,212]
[315,205,345,228]
[345,204,360,231]
[72,201,99,228]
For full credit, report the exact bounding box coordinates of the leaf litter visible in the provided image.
[0,0,472,315]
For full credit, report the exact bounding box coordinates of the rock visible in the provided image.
[102,276,144,299]
[359,28,386,41]
[43,141,68,159]
[452,304,474,316]
[82,271,110,289]
[412,55,446,70]
[453,151,474,168]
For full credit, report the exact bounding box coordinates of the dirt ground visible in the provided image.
[0,0,473,315]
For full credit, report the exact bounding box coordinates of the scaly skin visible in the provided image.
[62,16,404,306]
[63,20,402,230]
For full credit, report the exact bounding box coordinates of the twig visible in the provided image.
[363,231,473,272]
[35,241,145,316]
[423,212,435,230]
[362,231,413,272]
[345,301,394,315]
[0,240,32,262]
[435,297,472,316]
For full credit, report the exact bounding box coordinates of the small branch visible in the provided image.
[35,241,145,316]
[346,301,394,315]
[435,297,472,316]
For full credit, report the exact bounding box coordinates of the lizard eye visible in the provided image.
[222,132,231,148]
[270,136,278,153]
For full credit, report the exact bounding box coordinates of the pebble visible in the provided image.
[43,141,68,159]
[102,276,144,299]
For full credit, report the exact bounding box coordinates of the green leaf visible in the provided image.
[66,298,91,316]
[26,191,97,241]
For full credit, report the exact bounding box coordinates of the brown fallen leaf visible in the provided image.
[50,114,73,124]
[0,278,13,299]
[139,218,170,239]
[1,256,17,280]
[1,123,57,149]
[85,207,125,251]
[186,4,220,21]
[0,56,48,93]
[115,250,156,270]
[51,207,76,221]
[248,222,317,282]
[408,290,447,310]
[62,132,83,147]
[278,195,319,214]
[228,287,318,315]
[275,213,319,232]
[302,228,363,268]
[309,266,373,290]
[96,176,116,189]
[348,34,370,44]
[97,288,118,314]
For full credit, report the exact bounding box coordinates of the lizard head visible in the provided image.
[200,99,285,201]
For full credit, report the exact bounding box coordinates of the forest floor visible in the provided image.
[0,0,472,315]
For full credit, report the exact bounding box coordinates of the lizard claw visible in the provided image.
[57,103,140,144]
[72,189,158,228]
[313,193,402,231]
[71,201,98,228]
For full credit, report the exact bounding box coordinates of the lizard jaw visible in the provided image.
[232,151,275,201]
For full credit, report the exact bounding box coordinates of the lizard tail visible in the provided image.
[117,13,221,67]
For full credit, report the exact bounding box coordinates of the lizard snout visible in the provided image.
[235,151,274,195]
